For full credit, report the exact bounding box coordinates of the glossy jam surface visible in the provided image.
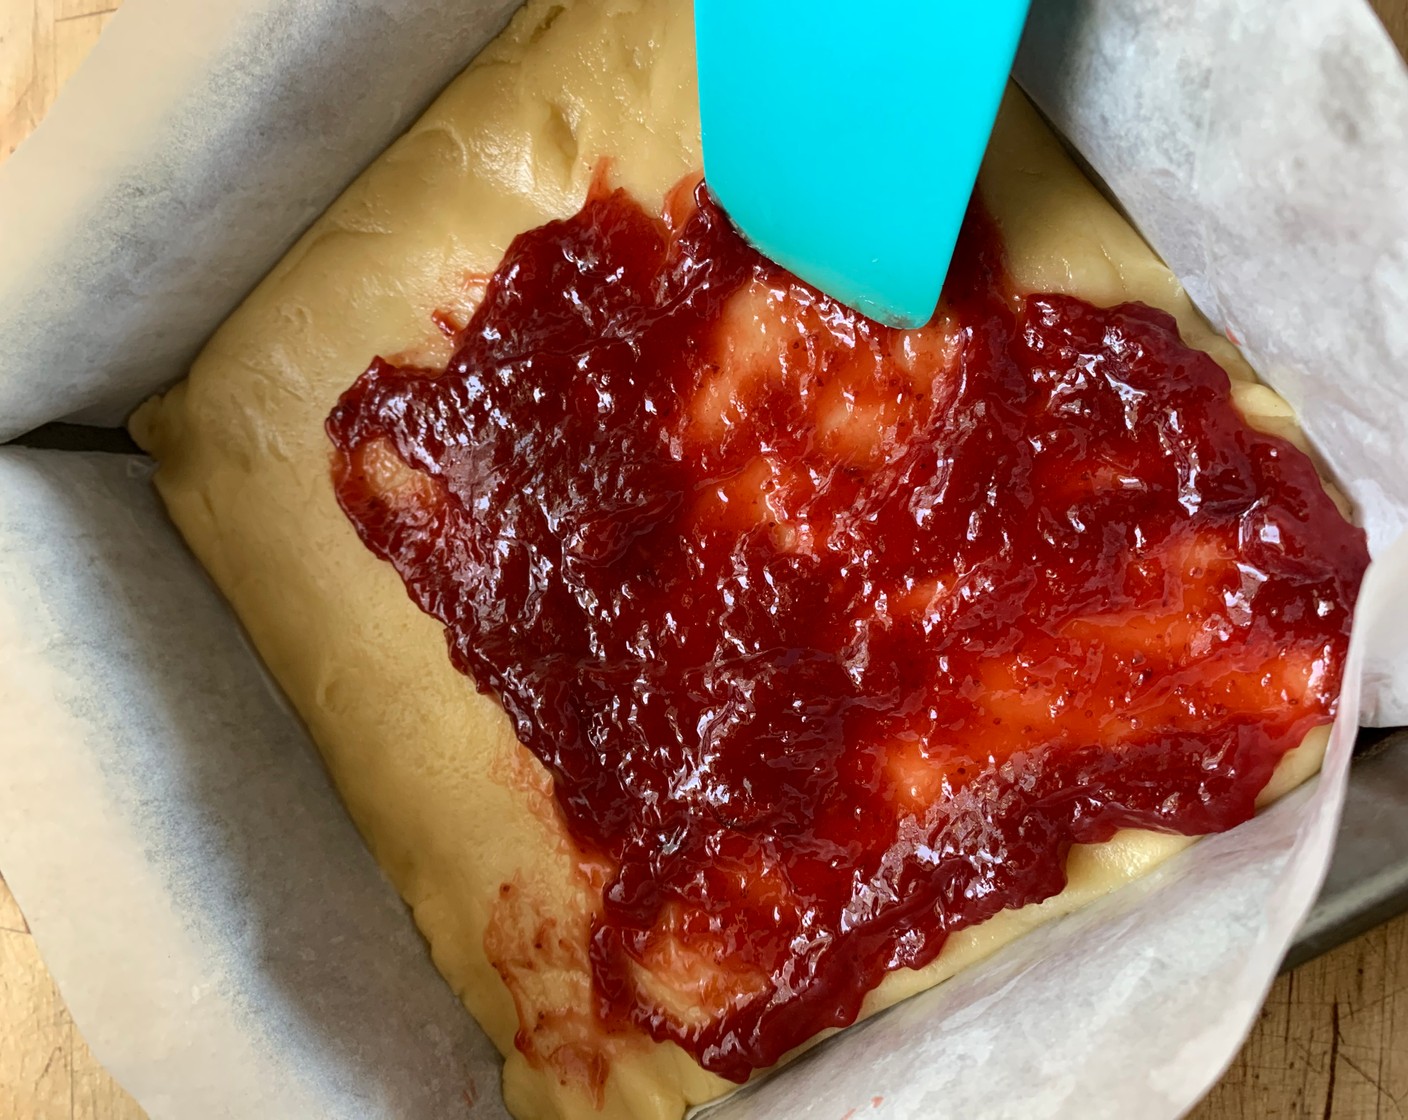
[327,179,1368,1081]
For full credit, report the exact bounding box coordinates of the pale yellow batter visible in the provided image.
[129,1,1342,1117]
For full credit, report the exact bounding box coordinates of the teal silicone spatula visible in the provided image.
[695,1,1031,328]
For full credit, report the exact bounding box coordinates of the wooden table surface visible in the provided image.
[3,1,1407,1116]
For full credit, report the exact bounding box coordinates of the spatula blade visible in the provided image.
[696,0,1030,328]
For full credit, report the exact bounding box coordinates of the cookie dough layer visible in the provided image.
[130,1,1337,1117]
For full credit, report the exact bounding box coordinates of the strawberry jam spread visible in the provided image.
[327,176,1368,1081]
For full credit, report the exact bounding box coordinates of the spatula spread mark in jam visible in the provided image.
[327,174,1368,1081]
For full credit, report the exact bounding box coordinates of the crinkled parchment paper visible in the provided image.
[0,451,509,1119]
[0,1,1404,1117]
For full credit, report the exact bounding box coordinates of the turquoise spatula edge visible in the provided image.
[696,0,1032,328]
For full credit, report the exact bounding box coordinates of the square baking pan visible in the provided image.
[2,5,1402,1111]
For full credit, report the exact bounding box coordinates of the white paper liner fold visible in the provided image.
[0,0,521,436]
[0,451,509,1119]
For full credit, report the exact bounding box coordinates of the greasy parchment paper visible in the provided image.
[0,2,1405,1119]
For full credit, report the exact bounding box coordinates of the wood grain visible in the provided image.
[0,879,143,1119]
[1,0,1405,1117]
[1375,0,1408,52]
[0,0,115,160]
[3,3,147,1116]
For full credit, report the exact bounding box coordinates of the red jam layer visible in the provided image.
[327,178,1368,1081]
